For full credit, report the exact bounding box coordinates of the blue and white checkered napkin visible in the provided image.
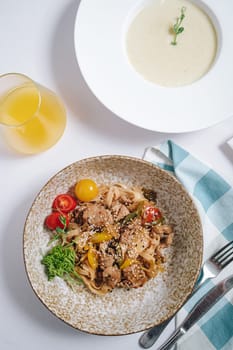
[143,140,233,350]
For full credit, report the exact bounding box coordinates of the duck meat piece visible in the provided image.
[122,263,147,288]
[82,203,114,226]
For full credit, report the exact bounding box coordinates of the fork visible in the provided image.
[139,240,233,349]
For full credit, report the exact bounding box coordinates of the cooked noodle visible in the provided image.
[50,184,174,295]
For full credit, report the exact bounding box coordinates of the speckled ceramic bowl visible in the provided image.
[23,155,203,335]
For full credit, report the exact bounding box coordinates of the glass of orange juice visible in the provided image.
[0,73,66,154]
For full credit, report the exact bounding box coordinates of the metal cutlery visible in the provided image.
[156,274,233,350]
[139,240,233,348]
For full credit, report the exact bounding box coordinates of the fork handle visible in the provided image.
[139,319,171,348]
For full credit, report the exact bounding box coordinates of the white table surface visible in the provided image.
[0,1,233,349]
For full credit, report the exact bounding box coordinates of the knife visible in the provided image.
[156,274,233,350]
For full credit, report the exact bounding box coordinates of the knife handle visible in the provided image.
[139,270,208,348]
[157,275,233,350]
[183,277,233,330]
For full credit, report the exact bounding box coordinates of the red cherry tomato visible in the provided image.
[44,212,69,230]
[143,206,162,223]
[52,194,77,213]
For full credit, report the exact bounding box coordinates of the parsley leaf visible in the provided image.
[41,245,83,284]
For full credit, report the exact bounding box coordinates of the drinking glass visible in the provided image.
[0,73,66,154]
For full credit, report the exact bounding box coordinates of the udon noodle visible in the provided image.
[45,183,174,295]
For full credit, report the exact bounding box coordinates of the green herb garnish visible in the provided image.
[41,245,83,284]
[47,216,67,246]
[151,217,164,225]
[59,215,67,228]
[121,211,138,225]
[121,201,145,225]
[171,7,186,46]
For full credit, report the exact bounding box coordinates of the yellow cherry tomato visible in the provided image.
[74,178,98,202]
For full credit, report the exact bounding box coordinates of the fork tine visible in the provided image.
[221,255,233,269]
[218,248,233,264]
[214,246,233,262]
[211,239,233,269]
[211,240,233,261]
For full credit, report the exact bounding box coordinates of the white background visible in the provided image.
[0,1,232,350]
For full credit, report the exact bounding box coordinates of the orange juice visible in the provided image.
[0,75,66,154]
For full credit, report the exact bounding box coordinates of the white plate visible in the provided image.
[74,0,233,133]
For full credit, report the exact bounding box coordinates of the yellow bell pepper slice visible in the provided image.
[87,248,98,270]
[89,231,112,244]
[120,258,136,270]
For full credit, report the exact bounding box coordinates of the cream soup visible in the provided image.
[126,0,217,87]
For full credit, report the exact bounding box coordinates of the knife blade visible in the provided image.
[156,274,233,350]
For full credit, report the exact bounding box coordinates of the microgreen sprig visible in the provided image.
[41,244,83,284]
[171,7,186,46]
[47,214,68,246]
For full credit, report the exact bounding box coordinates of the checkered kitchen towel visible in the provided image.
[143,140,233,350]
